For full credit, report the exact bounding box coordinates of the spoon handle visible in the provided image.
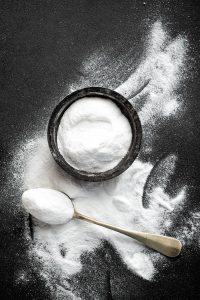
[74,211,182,257]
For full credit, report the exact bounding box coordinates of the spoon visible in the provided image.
[73,210,182,257]
[22,188,182,258]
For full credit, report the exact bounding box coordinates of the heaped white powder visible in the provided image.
[57,96,132,172]
[16,21,190,298]
[22,188,74,225]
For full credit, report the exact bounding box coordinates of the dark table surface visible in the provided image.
[1,0,200,299]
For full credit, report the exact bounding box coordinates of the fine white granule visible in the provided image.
[23,20,187,282]
[13,20,191,299]
[22,188,74,225]
[24,138,185,282]
[57,96,132,172]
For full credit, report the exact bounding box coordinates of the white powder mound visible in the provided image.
[16,20,190,298]
[22,188,74,225]
[57,97,132,172]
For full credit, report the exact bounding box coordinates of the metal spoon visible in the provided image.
[22,188,182,258]
[73,209,182,258]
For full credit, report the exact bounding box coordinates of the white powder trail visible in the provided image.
[116,21,187,125]
[175,211,200,247]
[13,20,193,298]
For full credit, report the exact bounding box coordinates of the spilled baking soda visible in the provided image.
[13,20,192,298]
[24,141,185,282]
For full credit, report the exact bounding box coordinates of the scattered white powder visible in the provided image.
[69,22,187,120]
[175,211,200,247]
[24,139,185,283]
[116,21,187,125]
[22,188,74,225]
[57,96,132,172]
[16,20,191,298]
[128,253,154,280]
[15,270,31,287]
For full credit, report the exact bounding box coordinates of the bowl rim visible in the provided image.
[47,86,142,182]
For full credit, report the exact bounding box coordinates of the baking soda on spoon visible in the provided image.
[22,188,74,225]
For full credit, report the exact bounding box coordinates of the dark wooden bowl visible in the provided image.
[47,87,142,182]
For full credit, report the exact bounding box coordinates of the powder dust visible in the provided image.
[24,139,185,281]
[12,20,194,299]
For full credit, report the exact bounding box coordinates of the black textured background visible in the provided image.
[0,0,200,299]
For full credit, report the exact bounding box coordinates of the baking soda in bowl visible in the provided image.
[57,96,132,172]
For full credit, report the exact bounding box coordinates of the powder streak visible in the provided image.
[14,20,191,299]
